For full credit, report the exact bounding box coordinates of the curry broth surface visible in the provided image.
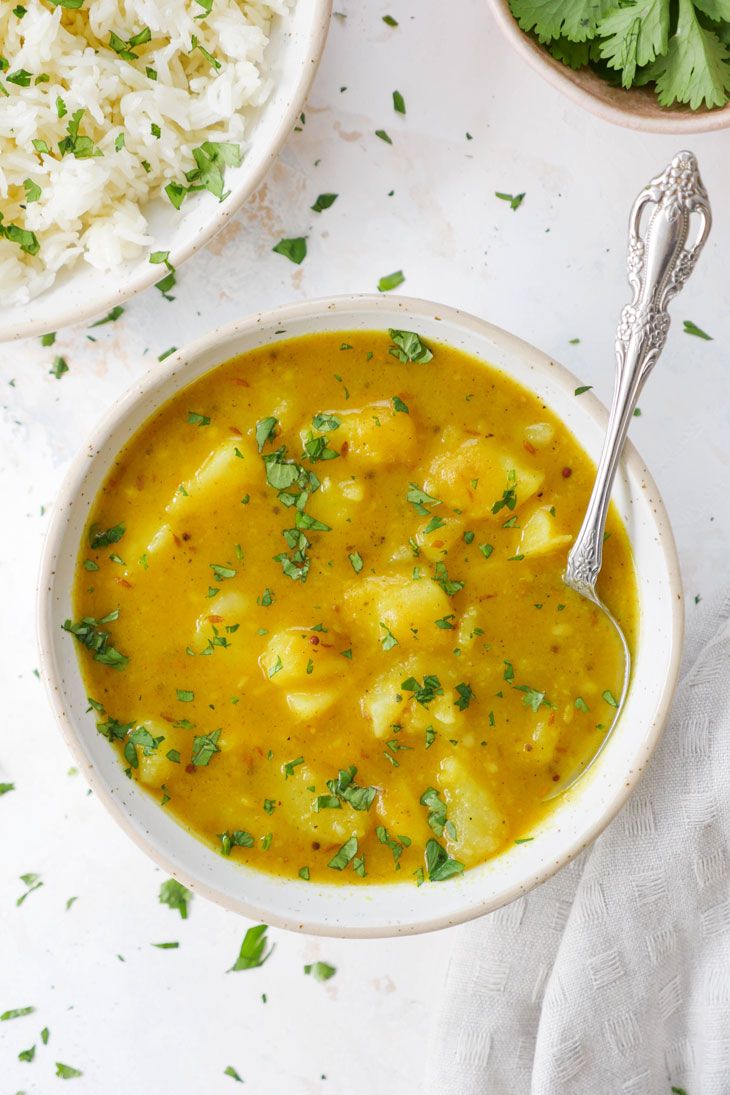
[72,331,637,885]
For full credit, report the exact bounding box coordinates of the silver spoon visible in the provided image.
[549,150,711,798]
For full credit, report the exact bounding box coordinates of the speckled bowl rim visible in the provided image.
[36,294,684,937]
[0,0,332,342]
[487,0,730,134]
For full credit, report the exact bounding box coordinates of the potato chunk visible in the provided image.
[165,438,258,519]
[134,720,176,787]
[277,764,369,844]
[259,627,344,685]
[436,755,507,860]
[286,691,338,721]
[519,506,572,558]
[360,659,466,738]
[306,402,417,469]
[310,474,366,526]
[343,573,452,651]
[423,437,544,519]
[414,518,464,562]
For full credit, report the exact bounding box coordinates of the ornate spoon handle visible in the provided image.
[565,151,711,599]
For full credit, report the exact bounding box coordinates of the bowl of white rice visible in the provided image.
[0,0,331,341]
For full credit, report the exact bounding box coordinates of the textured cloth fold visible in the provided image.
[426,595,730,1095]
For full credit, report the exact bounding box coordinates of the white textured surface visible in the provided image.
[2,2,730,1092]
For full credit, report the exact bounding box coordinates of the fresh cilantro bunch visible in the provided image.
[508,0,730,109]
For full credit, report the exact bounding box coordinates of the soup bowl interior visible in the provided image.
[0,0,331,342]
[37,295,683,937]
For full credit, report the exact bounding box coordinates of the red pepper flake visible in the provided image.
[523,440,536,455]
[562,466,572,478]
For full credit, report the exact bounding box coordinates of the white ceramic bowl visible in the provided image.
[0,0,331,343]
[37,295,683,937]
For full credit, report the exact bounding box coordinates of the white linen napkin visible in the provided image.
[425,594,730,1095]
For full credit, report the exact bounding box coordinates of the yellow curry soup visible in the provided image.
[68,329,637,885]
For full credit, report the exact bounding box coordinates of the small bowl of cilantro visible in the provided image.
[489,0,730,131]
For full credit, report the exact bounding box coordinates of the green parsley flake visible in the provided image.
[495,191,525,211]
[229,924,273,971]
[55,1062,83,1079]
[683,320,712,340]
[311,192,338,212]
[378,269,405,292]
[159,878,191,918]
[272,236,307,264]
[304,961,336,981]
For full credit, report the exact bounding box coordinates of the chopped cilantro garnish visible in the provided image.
[229,924,273,971]
[406,483,441,515]
[311,193,338,213]
[255,415,278,451]
[378,269,405,292]
[62,612,128,670]
[304,961,336,981]
[55,1062,83,1079]
[327,834,358,870]
[1,1006,35,1021]
[401,674,443,707]
[50,356,68,380]
[191,728,221,766]
[683,320,712,340]
[90,306,124,327]
[159,878,191,919]
[210,563,236,581]
[165,141,241,208]
[219,830,254,855]
[425,837,464,881]
[272,236,307,264]
[282,756,304,779]
[420,787,456,839]
[495,191,525,211]
[392,89,406,114]
[433,560,464,596]
[454,682,474,710]
[515,685,550,712]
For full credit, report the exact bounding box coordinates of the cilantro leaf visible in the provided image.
[388,328,433,363]
[55,1062,83,1079]
[508,0,614,42]
[311,192,338,212]
[159,878,191,919]
[272,236,307,264]
[229,924,274,971]
[378,269,405,292]
[597,0,669,85]
[425,837,464,881]
[649,0,730,108]
[304,961,336,981]
[684,319,712,339]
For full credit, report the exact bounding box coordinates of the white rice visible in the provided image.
[0,0,290,306]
